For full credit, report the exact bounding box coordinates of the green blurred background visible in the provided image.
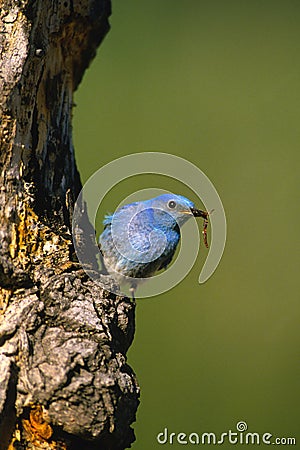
[73,1,299,448]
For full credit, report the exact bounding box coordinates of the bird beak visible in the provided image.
[190,207,209,219]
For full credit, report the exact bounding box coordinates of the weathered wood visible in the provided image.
[0,1,139,449]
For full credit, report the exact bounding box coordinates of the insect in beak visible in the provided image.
[190,208,214,249]
[190,208,208,219]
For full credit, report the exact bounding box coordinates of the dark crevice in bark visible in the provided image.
[0,361,18,450]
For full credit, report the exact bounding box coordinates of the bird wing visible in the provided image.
[103,214,113,228]
[103,202,140,228]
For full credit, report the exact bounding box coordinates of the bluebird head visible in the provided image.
[143,193,208,228]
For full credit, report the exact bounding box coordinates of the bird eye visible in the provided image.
[168,200,177,209]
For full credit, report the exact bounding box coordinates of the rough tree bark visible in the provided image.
[0,1,139,449]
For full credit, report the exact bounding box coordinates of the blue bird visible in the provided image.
[99,193,209,299]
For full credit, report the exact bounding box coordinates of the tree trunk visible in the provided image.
[0,1,139,449]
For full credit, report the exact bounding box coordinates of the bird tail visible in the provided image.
[98,243,109,274]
